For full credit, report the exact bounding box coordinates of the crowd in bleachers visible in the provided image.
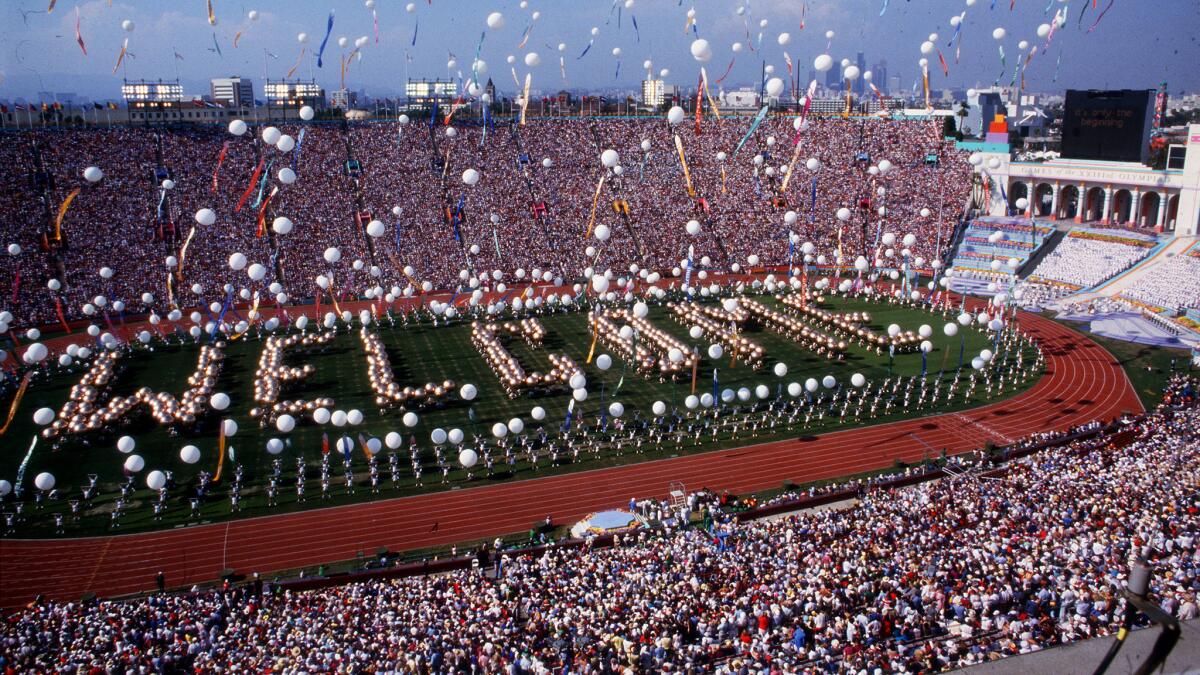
[1029,233,1152,289]
[1,376,1196,673]
[1121,254,1200,314]
[0,116,970,328]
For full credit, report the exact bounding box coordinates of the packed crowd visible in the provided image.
[0,116,970,328]
[2,377,1195,673]
[1028,233,1152,289]
[1120,253,1200,314]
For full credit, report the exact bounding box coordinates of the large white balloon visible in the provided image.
[146,470,167,490]
[666,106,685,125]
[180,445,201,464]
[124,454,145,473]
[486,12,505,29]
[34,472,56,491]
[117,435,136,453]
[690,39,712,62]
[459,449,479,468]
[276,414,296,433]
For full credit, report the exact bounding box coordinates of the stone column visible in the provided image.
[1074,182,1086,223]
[1101,185,1113,225]
[1156,192,1168,231]
[1049,182,1060,220]
[1130,190,1141,227]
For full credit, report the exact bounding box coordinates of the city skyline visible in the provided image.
[3,0,1199,103]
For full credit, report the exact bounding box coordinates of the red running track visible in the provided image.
[0,309,1142,608]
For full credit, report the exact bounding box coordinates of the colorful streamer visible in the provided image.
[584,174,607,239]
[206,0,216,25]
[74,7,87,55]
[55,188,80,241]
[111,38,129,74]
[714,56,736,84]
[285,47,306,79]
[233,30,244,48]
[674,135,695,196]
[178,225,197,274]
[211,141,229,193]
[317,10,335,68]
[517,21,534,49]
[1087,0,1115,32]
[732,105,770,158]
[0,373,33,436]
[235,157,266,212]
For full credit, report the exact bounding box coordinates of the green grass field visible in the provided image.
[1,294,1036,536]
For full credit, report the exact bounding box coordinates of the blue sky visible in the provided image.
[3,0,1198,101]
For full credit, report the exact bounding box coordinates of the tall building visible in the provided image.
[872,60,889,95]
[888,75,903,97]
[854,52,867,95]
[210,77,254,107]
[825,67,841,91]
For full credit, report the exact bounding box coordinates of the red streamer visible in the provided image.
[234,157,265,213]
[211,141,230,193]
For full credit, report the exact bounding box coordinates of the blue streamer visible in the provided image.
[631,15,640,42]
[316,10,335,68]
[411,17,418,47]
[292,128,306,172]
[732,105,770,158]
[614,60,620,79]
[577,40,593,59]
[211,32,222,57]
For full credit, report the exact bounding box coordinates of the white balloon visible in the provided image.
[689,38,712,62]
[459,449,479,468]
[486,11,505,29]
[276,414,296,433]
[299,105,315,121]
[124,454,145,473]
[117,435,136,453]
[180,445,201,464]
[31,471,57,491]
[83,166,104,183]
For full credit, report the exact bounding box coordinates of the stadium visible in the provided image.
[0,1,1198,672]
